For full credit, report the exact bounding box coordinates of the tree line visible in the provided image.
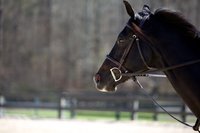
[0,0,200,100]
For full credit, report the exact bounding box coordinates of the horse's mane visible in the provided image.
[130,8,200,46]
[153,9,199,39]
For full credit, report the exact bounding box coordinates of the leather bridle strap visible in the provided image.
[106,55,127,71]
[133,76,200,133]
[106,34,137,71]
[106,34,137,82]
[118,35,137,69]
[136,38,155,70]
[123,23,200,76]
[122,56,200,77]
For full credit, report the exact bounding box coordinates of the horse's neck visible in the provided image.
[157,42,200,119]
[164,66,200,118]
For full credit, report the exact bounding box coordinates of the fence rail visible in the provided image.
[0,93,194,121]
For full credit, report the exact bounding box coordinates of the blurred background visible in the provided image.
[0,0,199,132]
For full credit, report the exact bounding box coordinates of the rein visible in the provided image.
[133,76,200,133]
[106,24,200,132]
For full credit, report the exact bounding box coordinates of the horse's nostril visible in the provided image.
[95,74,101,83]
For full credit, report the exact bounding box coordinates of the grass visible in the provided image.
[4,108,58,118]
[1,108,196,123]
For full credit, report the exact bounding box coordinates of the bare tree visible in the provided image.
[0,0,200,100]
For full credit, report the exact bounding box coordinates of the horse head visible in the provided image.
[94,1,157,92]
[94,1,200,130]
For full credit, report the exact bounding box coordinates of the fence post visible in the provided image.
[34,97,40,117]
[70,98,76,119]
[153,105,158,121]
[153,106,158,121]
[115,102,122,120]
[131,100,139,120]
[115,111,120,120]
[0,95,5,117]
[181,103,186,122]
[60,97,67,119]
[58,92,63,119]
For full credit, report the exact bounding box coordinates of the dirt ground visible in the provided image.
[0,118,196,133]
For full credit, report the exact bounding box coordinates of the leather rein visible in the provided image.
[106,23,200,132]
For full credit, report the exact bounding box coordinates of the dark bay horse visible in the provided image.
[94,0,200,131]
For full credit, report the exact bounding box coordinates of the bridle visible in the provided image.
[106,23,200,132]
[106,23,158,82]
[106,33,137,82]
[107,23,200,82]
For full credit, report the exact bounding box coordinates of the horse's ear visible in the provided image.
[143,5,151,13]
[123,0,135,18]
